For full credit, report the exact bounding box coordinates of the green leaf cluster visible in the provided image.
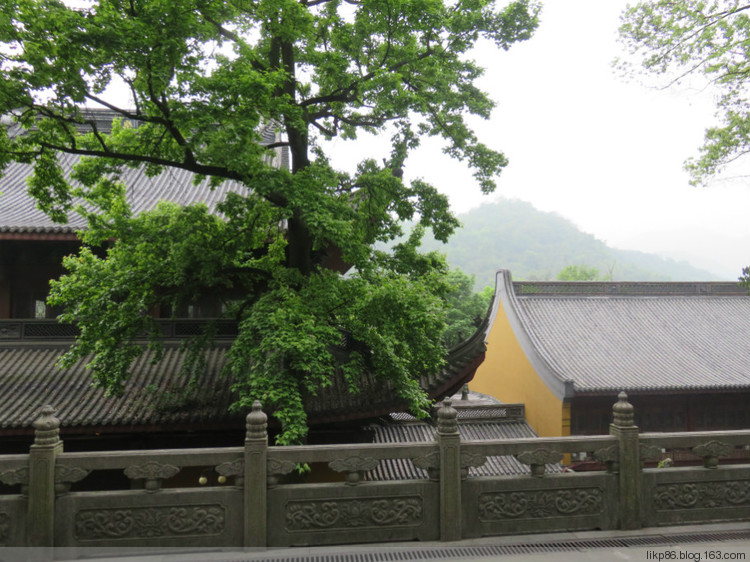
[1,0,539,443]
[441,268,492,349]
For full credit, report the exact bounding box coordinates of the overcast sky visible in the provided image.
[328,0,750,280]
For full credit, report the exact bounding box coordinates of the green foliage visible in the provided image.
[739,266,750,291]
[442,268,492,349]
[1,0,540,443]
[617,1,750,186]
[556,265,602,281]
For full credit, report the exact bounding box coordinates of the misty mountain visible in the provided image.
[418,199,724,290]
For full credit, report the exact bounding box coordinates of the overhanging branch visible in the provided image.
[33,141,289,208]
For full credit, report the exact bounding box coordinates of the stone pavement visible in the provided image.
[2,522,750,562]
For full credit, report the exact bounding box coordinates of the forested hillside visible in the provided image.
[420,199,721,290]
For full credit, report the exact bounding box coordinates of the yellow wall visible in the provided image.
[471,297,568,437]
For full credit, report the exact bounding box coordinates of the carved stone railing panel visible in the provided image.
[514,449,562,478]
[692,440,734,469]
[285,496,423,531]
[74,504,226,541]
[478,487,604,521]
[328,456,379,485]
[653,480,750,511]
[123,461,180,492]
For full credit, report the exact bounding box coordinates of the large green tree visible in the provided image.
[618,0,750,187]
[0,0,539,443]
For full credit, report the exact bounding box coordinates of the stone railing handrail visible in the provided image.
[639,430,750,468]
[461,434,618,457]
[0,454,30,470]
[267,442,436,464]
[34,436,630,481]
[639,430,750,448]
[57,446,243,471]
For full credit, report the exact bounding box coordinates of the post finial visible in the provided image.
[437,399,458,434]
[612,391,635,428]
[245,400,268,441]
[32,405,60,446]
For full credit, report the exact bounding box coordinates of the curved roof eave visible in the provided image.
[490,269,575,401]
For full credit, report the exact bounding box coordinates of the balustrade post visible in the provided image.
[609,391,641,530]
[437,399,462,541]
[27,405,62,553]
[244,401,268,548]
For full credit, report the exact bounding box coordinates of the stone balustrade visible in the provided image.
[1,393,749,556]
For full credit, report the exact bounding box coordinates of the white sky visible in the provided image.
[327,0,750,279]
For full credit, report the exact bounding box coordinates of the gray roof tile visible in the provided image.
[1,112,287,235]
[366,412,561,479]
[0,344,239,432]
[0,153,248,234]
[0,319,486,432]
[515,294,750,392]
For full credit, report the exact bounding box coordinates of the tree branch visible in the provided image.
[83,94,156,124]
[311,120,336,137]
[198,9,267,72]
[299,48,433,109]
[34,141,289,208]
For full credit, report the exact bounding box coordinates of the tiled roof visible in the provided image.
[0,343,240,434]
[513,280,747,296]
[517,296,750,392]
[491,270,750,396]
[0,319,486,433]
[0,110,289,235]
[0,153,249,235]
[367,397,561,479]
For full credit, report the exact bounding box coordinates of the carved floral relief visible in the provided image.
[74,505,226,541]
[653,480,750,510]
[286,497,423,531]
[478,488,603,521]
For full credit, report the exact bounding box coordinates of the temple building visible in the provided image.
[471,269,750,437]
